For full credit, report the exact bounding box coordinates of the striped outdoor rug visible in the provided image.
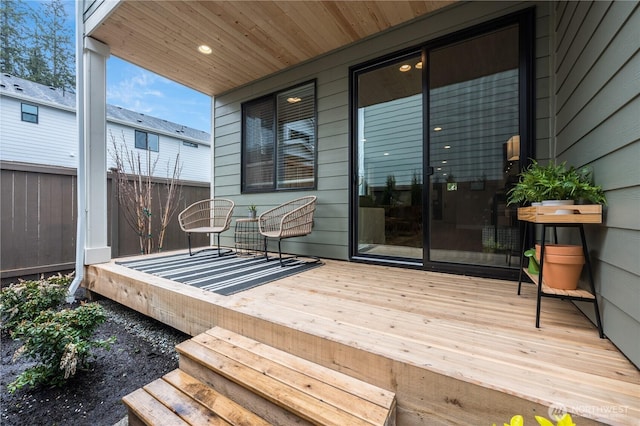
[117,251,322,296]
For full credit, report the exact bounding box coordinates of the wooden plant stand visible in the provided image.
[517,205,604,338]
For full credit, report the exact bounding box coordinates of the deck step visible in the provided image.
[122,369,271,426]
[175,326,396,426]
[123,327,396,426]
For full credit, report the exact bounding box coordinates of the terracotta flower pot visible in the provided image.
[535,244,584,290]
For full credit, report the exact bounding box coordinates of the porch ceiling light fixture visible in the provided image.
[399,64,411,72]
[444,145,451,149]
[433,127,443,132]
[441,160,447,164]
[198,44,212,54]
[416,61,423,69]
[287,97,302,103]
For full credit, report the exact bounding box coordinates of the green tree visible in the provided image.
[40,0,74,90]
[0,0,27,76]
[2,0,74,90]
[24,14,53,85]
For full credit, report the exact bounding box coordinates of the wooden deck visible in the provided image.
[85,250,639,425]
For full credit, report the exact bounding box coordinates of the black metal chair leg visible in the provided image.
[187,233,193,256]
[278,240,284,267]
[264,237,269,261]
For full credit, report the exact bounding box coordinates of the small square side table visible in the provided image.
[235,218,262,256]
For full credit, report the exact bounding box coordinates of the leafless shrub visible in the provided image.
[109,130,183,254]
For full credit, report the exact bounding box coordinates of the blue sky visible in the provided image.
[31,0,212,133]
[106,58,212,133]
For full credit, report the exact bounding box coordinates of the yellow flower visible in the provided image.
[506,415,524,426]
[535,414,575,426]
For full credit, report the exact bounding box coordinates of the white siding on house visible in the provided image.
[106,123,210,183]
[213,1,552,260]
[1,76,211,183]
[0,95,78,168]
[553,1,640,367]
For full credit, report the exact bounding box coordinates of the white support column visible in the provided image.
[210,95,215,199]
[82,37,111,264]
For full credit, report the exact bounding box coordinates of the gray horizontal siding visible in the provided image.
[213,1,552,261]
[554,0,640,366]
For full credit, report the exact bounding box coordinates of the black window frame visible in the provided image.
[134,129,159,152]
[21,103,38,123]
[348,8,535,282]
[241,80,318,193]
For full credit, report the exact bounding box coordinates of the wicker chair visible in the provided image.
[178,199,234,256]
[258,196,317,266]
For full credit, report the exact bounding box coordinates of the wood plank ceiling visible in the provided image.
[89,1,454,96]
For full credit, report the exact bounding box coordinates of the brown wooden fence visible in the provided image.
[1,162,210,280]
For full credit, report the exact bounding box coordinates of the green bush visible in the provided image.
[0,274,70,334]
[8,302,115,392]
[1,273,115,392]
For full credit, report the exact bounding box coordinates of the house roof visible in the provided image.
[87,1,455,97]
[0,73,210,145]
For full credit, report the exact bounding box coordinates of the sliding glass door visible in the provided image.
[427,25,522,268]
[352,12,532,276]
[354,53,424,260]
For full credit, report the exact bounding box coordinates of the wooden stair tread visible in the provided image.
[122,388,190,426]
[162,370,271,426]
[176,326,396,426]
[123,370,272,426]
[205,326,395,409]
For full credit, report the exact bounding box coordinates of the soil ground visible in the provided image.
[1,299,189,426]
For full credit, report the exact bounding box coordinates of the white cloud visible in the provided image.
[107,58,211,131]
[107,70,161,110]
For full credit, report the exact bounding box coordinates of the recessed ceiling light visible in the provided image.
[433,127,443,132]
[399,64,411,72]
[287,97,301,103]
[416,61,423,69]
[444,145,451,149]
[442,160,447,164]
[436,167,442,171]
[198,45,212,54]
[383,152,390,156]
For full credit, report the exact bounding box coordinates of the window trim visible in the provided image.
[134,129,160,152]
[21,103,38,123]
[241,79,318,193]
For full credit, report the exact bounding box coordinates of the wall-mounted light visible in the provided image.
[399,64,411,72]
[198,45,212,54]
[506,135,520,161]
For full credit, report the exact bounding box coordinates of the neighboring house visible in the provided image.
[0,74,211,182]
[81,1,639,368]
[0,74,212,278]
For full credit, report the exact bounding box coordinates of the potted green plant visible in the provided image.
[507,160,606,206]
[248,204,257,219]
